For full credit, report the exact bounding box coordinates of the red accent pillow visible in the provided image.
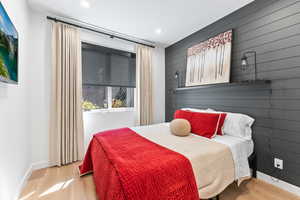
[174,109,193,121]
[217,113,227,136]
[174,110,221,139]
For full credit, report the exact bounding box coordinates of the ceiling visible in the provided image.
[28,0,254,46]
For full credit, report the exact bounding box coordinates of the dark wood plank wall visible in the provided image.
[165,0,300,186]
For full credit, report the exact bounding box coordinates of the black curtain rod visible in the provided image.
[47,16,155,48]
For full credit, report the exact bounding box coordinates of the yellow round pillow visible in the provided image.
[170,119,191,137]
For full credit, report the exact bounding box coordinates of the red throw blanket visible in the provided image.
[79,128,199,200]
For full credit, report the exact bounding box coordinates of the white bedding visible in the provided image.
[212,135,254,184]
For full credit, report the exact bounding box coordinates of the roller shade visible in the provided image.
[82,42,136,88]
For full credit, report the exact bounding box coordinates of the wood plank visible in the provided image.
[235,23,300,53]
[236,1,300,35]
[237,11,300,44]
[18,162,300,200]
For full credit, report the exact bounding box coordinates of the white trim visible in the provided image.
[107,87,112,109]
[257,171,300,197]
[84,107,134,114]
[31,160,52,170]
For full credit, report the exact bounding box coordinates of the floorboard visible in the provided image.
[18,162,300,200]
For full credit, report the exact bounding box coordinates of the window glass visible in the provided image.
[111,87,134,108]
[82,85,108,111]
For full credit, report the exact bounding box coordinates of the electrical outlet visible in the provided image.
[274,158,283,170]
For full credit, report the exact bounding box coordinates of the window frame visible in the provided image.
[84,107,135,114]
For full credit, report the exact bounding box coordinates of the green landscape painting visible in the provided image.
[0,2,18,84]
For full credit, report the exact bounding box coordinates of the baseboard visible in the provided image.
[14,161,51,200]
[14,164,33,200]
[31,160,51,170]
[257,171,300,197]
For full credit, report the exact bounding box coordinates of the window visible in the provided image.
[110,87,134,108]
[82,43,136,111]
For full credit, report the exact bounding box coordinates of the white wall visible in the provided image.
[83,110,136,148]
[0,1,32,200]
[81,29,135,52]
[27,11,51,166]
[0,6,165,198]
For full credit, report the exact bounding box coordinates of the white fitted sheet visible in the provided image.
[212,135,254,182]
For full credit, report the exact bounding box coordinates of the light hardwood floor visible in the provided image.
[19,162,300,200]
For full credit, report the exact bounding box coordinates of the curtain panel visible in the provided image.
[50,22,84,166]
[135,45,153,126]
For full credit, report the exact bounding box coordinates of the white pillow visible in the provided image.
[207,109,255,140]
[222,112,254,140]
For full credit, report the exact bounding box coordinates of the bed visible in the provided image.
[80,121,254,200]
[133,123,254,198]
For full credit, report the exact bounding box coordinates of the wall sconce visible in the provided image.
[241,51,257,81]
[174,71,180,88]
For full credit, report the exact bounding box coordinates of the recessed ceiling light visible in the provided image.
[80,0,91,8]
[155,28,162,35]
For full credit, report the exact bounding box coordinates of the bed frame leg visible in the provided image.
[253,154,257,178]
[209,195,220,200]
[249,152,257,178]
